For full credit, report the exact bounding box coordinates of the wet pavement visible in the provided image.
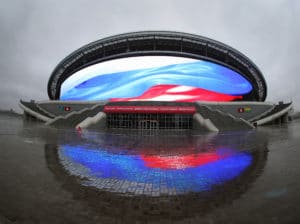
[0,113,300,223]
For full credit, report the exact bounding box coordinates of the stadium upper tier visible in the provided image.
[48,31,267,102]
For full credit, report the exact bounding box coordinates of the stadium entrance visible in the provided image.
[106,113,193,130]
[104,105,196,130]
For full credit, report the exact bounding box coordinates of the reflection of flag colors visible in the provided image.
[141,153,224,169]
[59,145,252,192]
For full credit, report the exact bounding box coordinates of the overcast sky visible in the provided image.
[0,0,299,112]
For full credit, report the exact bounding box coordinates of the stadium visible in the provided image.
[19,31,292,131]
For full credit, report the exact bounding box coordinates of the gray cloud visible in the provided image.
[0,0,299,112]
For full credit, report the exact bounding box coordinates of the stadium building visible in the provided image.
[19,31,292,131]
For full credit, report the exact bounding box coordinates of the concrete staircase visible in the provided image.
[253,102,292,125]
[46,104,104,128]
[19,100,52,122]
[194,103,254,131]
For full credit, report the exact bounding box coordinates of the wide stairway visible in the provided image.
[19,100,53,122]
[194,103,254,132]
[253,102,292,125]
[46,104,104,128]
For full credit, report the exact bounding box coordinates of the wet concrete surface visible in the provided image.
[0,113,300,223]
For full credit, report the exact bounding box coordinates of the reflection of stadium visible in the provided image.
[19,31,292,131]
[44,130,268,220]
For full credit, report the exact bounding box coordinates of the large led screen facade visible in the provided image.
[48,31,267,101]
[60,56,253,102]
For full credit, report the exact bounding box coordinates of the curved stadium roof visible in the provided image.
[48,31,267,101]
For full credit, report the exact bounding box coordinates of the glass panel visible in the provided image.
[107,113,192,129]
